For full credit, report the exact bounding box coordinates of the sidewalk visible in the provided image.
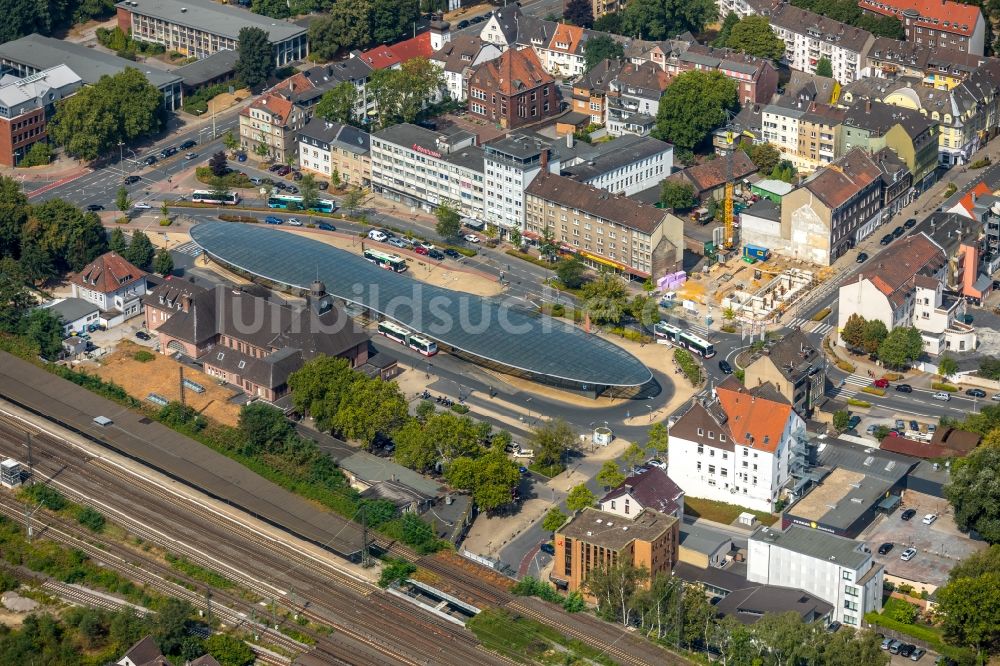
[822,331,929,384]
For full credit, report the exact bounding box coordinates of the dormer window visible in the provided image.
[720,434,727,442]
[708,431,715,439]
[697,428,704,436]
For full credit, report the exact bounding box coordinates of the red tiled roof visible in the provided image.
[955,182,991,218]
[547,23,583,54]
[70,252,146,294]
[470,47,553,96]
[860,232,946,307]
[358,32,433,70]
[668,151,757,194]
[859,0,982,36]
[241,92,294,127]
[715,376,791,454]
[804,149,882,210]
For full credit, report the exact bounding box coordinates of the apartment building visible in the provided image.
[840,99,939,190]
[863,37,987,89]
[571,58,621,125]
[297,118,371,186]
[298,59,374,122]
[667,378,805,513]
[483,135,555,234]
[562,134,673,196]
[795,103,846,173]
[370,123,485,219]
[0,64,81,166]
[761,101,807,168]
[873,146,915,220]
[551,507,679,593]
[744,330,826,417]
[535,22,588,78]
[429,35,502,102]
[780,149,884,265]
[239,91,306,164]
[70,252,148,325]
[467,48,560,129]
[525,171,683,278]
[748,525,883,627]
[605,62,672,134]
[858,0,985,55]
[769,4,875,84]
[669,45,779,105]
[355,21,449,71]
[115,0,307,66]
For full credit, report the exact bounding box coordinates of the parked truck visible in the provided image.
[742,245,771,263]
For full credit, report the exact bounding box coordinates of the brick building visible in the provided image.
[0,65,81,166]
[858,0,986,55]
[467,48,560,129]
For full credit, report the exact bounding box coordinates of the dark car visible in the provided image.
[893,226,905,238]
[123,175,140,185]
[848,415,861,430]
[444,248,461,258]
[856,252,869,263]
[540,543,555,555]
[900,644,915,658]
[880,234,894,245]
[277,165,292,176]
[236,152,247,162]
[318,181,329,190]
[966,388,987,398]
[291,171,303,181]
[901,508,917,521]
[135,330,151,341]
[904,217,917,229]
[179,139,197,150]
[827,622,842,633]
[86,204,105,211]
[143,155,158,166]
[316,222,336,231]
[878,542,894,555]
[718,360,733,374]
[457,19,470,28]
[428,249,445,260]
[274,182,288,190]
[269,164,283,172]
[160,146,177,158]
[264,216,283,225]
[285,185,299,194]
[895,384,913,393]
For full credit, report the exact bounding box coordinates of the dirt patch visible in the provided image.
[93,340,241,426]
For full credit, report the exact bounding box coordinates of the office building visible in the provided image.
[0,64,81,166]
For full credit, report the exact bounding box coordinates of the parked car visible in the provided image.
[464,234,481,243]
[648,458,666,470]
[184,152,198,160]
[457,19,470,28]
[135,330,151,341]
[848,415,861,430]
[900,547,917,561]
[874,378,889,388]
[133,202,152,209]
[86,204,105,211]
[856,252,869,263]
[880,234,894,245]
[900,644,915,658]
[718,360,733,374]
[895,419,906,430]
[909,419,919,431]
[866,424,877,435]
[274,181,287,190]
[895,384,913,393]
[285,185,299,194]
[388,237,408,249]
[932,391,951,401]
[123,175,140,185]
[893,226,905,238]
[286,217,302,226]
[444,248,461,258]
[277,165,292,176]
[179,139,197,150]
[922,513,937,525]
[316,222,336,231]
[877,542,893,555]
[269,164,283,172]
[414,246,429,255]
[368,229,387,242]
[992,393,1000,401]
[888,640,903,654]
[904,217,917,229]
[910,647,926,661]
[249,177,263,185]
[826,621,842,633]
[318,181,329,190]
[264,216,283,225]
[236,152,247,162]
[965,388,987,398]
[539,543,555,555]
[901,508,917,521]
[428,249,445,260]
[291,171,303,181]
[881,637,893,650]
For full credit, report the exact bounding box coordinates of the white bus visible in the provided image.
[654,322,716,358]
[377,321,409,343]
[364,248,407,273]
[406,333,437,357]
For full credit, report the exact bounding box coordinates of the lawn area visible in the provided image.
[683,496,778,526]
[467,609,615,666]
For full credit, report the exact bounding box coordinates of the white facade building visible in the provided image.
[748,525,884,626]
[69,252,148,325]
[770,4,875,84]
[483,135,557,233]
[429,35,502,102]
[667,378,804,513]
[761,103,806,165]
[370,123,486,219]
[562,134,673,196]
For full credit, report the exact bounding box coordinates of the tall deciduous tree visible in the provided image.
[713,11,740,46]
[647,422,668,459]
[840,312,866,349]
[597,460,626,489]
[566,483,597,511]
[556,257,587,289]
[659,180,696,211]
[209,151,228,177]
[583,34,624,70]
[936,570,1000,656]
[435,200,462,240]
[861,319,888,355]
[315,81,359,125]
[621,0,717,40]
[653,71,738,151]
[946,444,1000,544]
[938,354,959,379]
[582,272,628,324]
[299,173,319,211]
[876,326,923,369]
[542,507,569,532]
[725,15,786,60]
[109,227,128,255]
[153,247,173,276]
[585,562,649,625]
[372,0,419,45]
[125,230,154,270]
[565,0,594,26]
[745,142,782,174]
[235,27,273,90]
[815,56,834,78]
[621,443,647,474]
[530,418,578,470]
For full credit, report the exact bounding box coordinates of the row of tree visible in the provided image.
[840,314,924,369]
[0,0,116,44]
[714,13,787,60]
[305,0,420,61]
[574,0,718,41]
[791,0,905,39]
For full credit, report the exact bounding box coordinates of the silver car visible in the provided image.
[900,547,917,561]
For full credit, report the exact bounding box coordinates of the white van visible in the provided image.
[368,229,387,242]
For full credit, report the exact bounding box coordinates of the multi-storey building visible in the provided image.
[429,35,502,102]
[356,21,450,71]
[534,22,588,79]
[762,101,807,166]
[840,99,939,190]
[297,118,371,186]
[873,147,914,220]
[561,134,673,196]
[780,148,884,264]
[115,0,307,66]
[667,44,779,105]
[599,467,685,521]
[571,58,622,125]
[298,59,374,122]
[604,61,672,134]
[863,37,988,89]
[370,123,485,219]
[748,525,884,627]
[467,48,560,129]
[483,134,553,234]
[795,103,846,172]
[239,91,306,164]
[551,507,679,593]
[525,171,683,278]
[744,330,826,417]
[667,378,805,513]
[0,64,81,166]
[858,0,985,55]
[70,252,148,326]
[769,4,875,84]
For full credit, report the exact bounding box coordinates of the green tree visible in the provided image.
[980,357,1000,380]
[342,187,366,216]
[530,418,577,471]
[160,201,169,221]
[435,200,462,240]
[208,150,228,177]
[378,558,417,588]
[583,34,624,70]
[222,130,239,153]
[76,506,106,532]
[815,56,833,78]
[745,142,782,175]
[299,173,319,211]
[22,199,107,272]
[48,68,162,161]
[713,11,740,46]
[154,599,195,656]
[840,312,866,349]
[565,0,594,26]
[833,409,850,432]
[938,354,959,379]
[566,483,597,512]
[937,571,1000,656]
[115,186,132,219]
[396,57,444,123]
[539,225,558,261]
[659,180,696,211]
[861,319,888,355]
[877,326,923,369]
[946,444,1000,544]
[445,449,520,512]
[510,228,522,248]
[209,176,232,205]
[18,140,51,167]
[19,308,63,359]
[124,230,154,270]
[235,27,273,90]
[653,71,738,151]
[647,422,668,459]
[253,140,270,159]
[330,167,341,189]
[597,460,626,489]
[307,15,345,62]
[556,257,587,289]
[725,16,786,59]
[203,633,254,666]
[315,81,359,125]
[582,272,628,325]
[0,272,33,334]
[18,242,55,284]
[109,227,128,255]
[372,0,419,45]
[251,0,290,17]
[621,0,717,40]
[621,443,647,474]
[585,562,649,625]
[0,174,28,257]
[542,507,569,532]
[948,545,1000,582]
[153,247,173,276]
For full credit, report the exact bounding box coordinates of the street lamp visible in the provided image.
[525,396,533,424]
[118,140,125,178]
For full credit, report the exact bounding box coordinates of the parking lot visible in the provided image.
[861,491,987,589]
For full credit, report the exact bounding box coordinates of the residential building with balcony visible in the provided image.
[915,210,995,304]
[667,377,806,513]
[762,101,807,166]
[467,47,560,129]
[769,4,875,84]
[669,45,779,105]
[115,0,307,66]
[873,147,914,220]
[571,58,621,125]
[795,103,846,172]
[744,330,825,417]
[840,98,939,190]
[429,35,502,102]
[604,62,672,135]
[858,0,986,55]
[297,118,371,186]
[370,123,485,219]
[862,37,988,89]
[0,64,81,166]
[535,22,589,78]
[748,525,883,627]
[524,171,683,278]
[239,91,306,164]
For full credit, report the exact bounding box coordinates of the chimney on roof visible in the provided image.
[540,147,549,170]
[181,295,191,313]
[567,132,574,148]
[865,99,871,113]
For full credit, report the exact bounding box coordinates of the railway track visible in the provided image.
[416,554,513,607]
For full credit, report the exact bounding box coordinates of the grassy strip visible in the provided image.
[468,608,616,666]
[847,398,872,408]
[506,248,557,270]
[836,360,856,372]
[811,307,832,321]
[864,612,944,648]
[683,496,777,526]
[165,552,235,590]
[932,382,958,392]
[860,386,885,396]
[674,348,702,386]
[608,326,653,344]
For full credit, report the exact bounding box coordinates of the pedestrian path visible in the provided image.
[829,374,870,399]
[172,240,202,256]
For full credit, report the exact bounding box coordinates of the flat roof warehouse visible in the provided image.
[190,223,653,394]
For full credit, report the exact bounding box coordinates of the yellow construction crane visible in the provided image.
[723,127,754,251]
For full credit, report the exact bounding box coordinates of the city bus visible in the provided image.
[406,333,437,357]
[363,248,407,273]
[377,320,409,343]
[267,194,337,213]
[654,322,716,358]
[377,321,438,356]
[191,190,240,205]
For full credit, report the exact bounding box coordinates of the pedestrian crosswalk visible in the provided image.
[786,317,809,329]
[811,322,835,336]
[784,318,834,336]
[686,322,713,337]
[172,241,202,256]
[830,374,870,399]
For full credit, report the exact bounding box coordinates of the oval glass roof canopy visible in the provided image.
[190,222,653,391]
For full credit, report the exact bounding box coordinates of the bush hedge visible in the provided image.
[674,348,702,386]
[847,398,872,408]
[195,166,253,189]
[836,360,856,372]
[932,382,958,392]
[811,307,832,321]
[506,249,556,269]
[860,386,885,396]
